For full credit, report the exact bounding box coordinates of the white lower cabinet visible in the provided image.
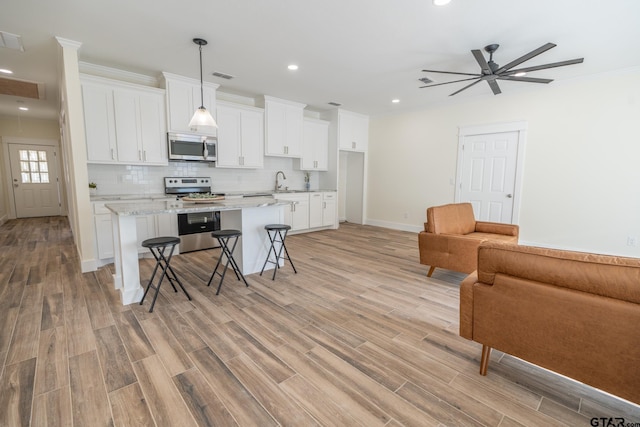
[275,191,337,232]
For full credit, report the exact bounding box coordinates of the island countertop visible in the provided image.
[105,196,289,216]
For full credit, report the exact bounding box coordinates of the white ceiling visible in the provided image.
[1,0,640,121]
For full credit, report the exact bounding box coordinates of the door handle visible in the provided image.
[14,183,19,188]
[506,194,513,198]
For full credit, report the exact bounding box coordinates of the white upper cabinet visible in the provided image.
[299,118,329,171]
[162,72,218,135]
[81,75,167,165]
[338,110,369,152]
[216,102,264,169]
[264,95,306,157]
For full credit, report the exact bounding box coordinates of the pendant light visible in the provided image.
[189,38,218,129]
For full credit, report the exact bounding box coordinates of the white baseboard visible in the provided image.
[80,258,98,273]
[0,214,7,227]
[365,218,423,233]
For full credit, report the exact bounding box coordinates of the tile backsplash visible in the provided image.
[88,157,317,196]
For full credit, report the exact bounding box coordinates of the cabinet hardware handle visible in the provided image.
[139,150,142,160]
[111,148,115,160]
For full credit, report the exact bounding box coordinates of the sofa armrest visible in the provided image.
[475,221,519,237]
[459,271,477,339]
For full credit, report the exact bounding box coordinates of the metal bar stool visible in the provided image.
[139,236,191,313]
[260,224,297,280]
[206,229,249,295]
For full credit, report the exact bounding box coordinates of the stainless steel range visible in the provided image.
[164,177,222,253]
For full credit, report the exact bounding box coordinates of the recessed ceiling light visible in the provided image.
[392,99,400,103]
[0,68,13,74]
[287,64,299,71]
[433,0,451,5]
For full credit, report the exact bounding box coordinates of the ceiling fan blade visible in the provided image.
[472,49,491,74]
[422,69,481,77]
[487,79,502,95]
[449,79,482,96]
[494,42,556,74]
[498,76,553,84]
[420,77,480,88]
[506,58,584,74]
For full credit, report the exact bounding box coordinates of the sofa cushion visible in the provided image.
[427,203,476,235]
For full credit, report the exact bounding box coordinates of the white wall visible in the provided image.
[368,68,640,257]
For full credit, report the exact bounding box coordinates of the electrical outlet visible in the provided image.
[627,236,638,247]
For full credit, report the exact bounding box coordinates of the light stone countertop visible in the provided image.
[105,196,290,216]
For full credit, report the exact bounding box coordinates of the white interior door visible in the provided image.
[8,143,62,217]
[457,131,519,223]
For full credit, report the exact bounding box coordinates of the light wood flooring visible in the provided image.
[1,216,639,426]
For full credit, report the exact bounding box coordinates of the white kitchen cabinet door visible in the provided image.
[163,72,218,135]
[155,213,178,238]
[338,110,369,152]
[264,96,305,157]
[240,109,264,168]
[322,192,337,227]
[300,118,329,171]
[82,82,118,163]
[308,192,323,228]
[135,215,155,252]
[216,107,242,167]
[216,102,264,168]
[137,92,168,165]
[94,214,114,259]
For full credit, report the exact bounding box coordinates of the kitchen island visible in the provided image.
[106,197,288,305]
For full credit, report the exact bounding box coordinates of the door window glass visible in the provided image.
[18,149,50,183]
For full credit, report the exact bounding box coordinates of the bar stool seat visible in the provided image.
[260,224,297,280]
[139,236,190,312]
[206,229,249,295]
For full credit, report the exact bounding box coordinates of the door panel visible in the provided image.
[9,144,61,218]
[459,131,518,223]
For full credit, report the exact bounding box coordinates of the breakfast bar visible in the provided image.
[106,197,288,305]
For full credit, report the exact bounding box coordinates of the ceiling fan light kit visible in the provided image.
[189,37,218,129]
[420,42,584,96]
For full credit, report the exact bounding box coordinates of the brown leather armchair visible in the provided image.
[418,203,519,276]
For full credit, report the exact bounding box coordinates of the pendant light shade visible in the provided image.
[189,38,218,129]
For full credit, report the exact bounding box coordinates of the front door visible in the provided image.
[457,131,519,223]
[8,143,62,217]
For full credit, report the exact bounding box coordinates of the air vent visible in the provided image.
[0,31,24,51]
[418,77,434,84]
[328,102,342,107]
[212,71,234,80]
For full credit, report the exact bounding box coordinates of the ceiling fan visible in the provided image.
[420,43,584,96]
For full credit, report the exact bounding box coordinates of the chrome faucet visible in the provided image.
[275,170,286,191]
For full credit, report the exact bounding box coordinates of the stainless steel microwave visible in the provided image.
[167,132,217,162]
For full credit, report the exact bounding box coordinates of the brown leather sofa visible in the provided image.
[460,241,640,405]
[418,203,519,276]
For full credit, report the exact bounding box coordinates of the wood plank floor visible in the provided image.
[1,216,639,426]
